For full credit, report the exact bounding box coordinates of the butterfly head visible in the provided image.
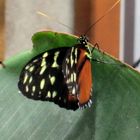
[78,35,89,46]
[78,35,93,60]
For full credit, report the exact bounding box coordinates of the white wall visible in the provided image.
[134,0,140,70]
[6,0,140,70]
[5,0,74,58]
[120,0,140,70]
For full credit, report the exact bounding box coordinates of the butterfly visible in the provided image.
[18,0,120,110]
[18,35,93,110]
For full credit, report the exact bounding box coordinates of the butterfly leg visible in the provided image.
[91,58,126,68]
[0,61,5,68]
[91,43,106,62]
[94,43,100,50]
[91,44,125,67]
[92,43,105,55]
[91,58,106,64]
[133,58,140,68]
[91,43,123,66]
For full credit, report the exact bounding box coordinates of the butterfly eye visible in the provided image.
[78,35,89,46]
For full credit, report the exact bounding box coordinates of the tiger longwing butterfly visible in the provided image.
[18,0,120,110]
[18,35,93,110]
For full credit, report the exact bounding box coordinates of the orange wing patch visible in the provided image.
[78,49,92,107]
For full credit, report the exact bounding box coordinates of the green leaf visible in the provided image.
[0,31,140,140]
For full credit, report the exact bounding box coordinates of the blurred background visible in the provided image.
[0,0,140,70]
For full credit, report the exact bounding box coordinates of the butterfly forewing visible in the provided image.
[77,47,92,108]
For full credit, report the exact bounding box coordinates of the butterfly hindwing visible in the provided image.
[62,45,92,108]
[62,47,79,99]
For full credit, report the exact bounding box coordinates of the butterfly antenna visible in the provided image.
[37,11,79,34]
[84,0,120,35]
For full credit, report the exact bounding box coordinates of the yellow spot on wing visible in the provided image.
[29,66,34,72]
[32,86,36,92]
[40,65,47,75]
[47,91,51,98]
[49,75,56,85]
[75,48,78,63]
[66,78,70,83]
[52,91,57,98]
[71,73,73,82]
[66,58,69,63]
[41,58,46,67]
[25,86,29,92]
[52,62,58,68]
[25,65,30,70]
[40,79,45,89]
[43,52,48,58]
[33,59,38,63]
[23,73,28,84]
[70,48,74,67]
[73,73,76,81]
[52,51,59,68]
[29,77,33,83]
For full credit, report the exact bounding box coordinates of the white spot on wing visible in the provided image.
[25,85,29,92]
[72,87,76,95]
[18,90,21,94]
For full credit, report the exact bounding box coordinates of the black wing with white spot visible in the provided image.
[18,47,79,110]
